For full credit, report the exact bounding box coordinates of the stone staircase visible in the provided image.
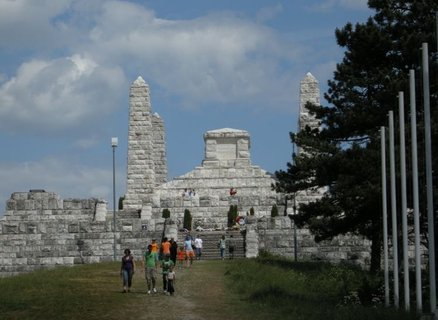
[177,230,246,260]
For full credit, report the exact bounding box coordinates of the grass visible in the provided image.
[0,256,420,320]
[224,254,420,320]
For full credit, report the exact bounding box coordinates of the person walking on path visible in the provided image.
[143,244,158,294]
[161,254,174,294]
[169,237,178,265]
[184,235,195,267]
[194,235,203,260]
[150,238,159,261]
[120,248,135,293]
[161,237,171,260]
[218,235,226,260]
[227,235,235,259]
[177,246,185,269]
[167,265,176,296]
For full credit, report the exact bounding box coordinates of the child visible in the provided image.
[167,265,176,295]
[161,254,174,294]
[177,246,185,269]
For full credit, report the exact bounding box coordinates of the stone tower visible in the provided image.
[299,72,320,131]
[123,77,167,212]
[295,72,325,207]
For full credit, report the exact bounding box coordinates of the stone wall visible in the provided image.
[0,191,163,277]
[246,216,372,268]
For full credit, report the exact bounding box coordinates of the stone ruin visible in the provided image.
[0,73,373,277]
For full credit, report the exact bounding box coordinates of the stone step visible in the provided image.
[176,230,246,260]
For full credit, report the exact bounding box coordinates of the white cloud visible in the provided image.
[84,3,301,110]
[0,157,123,215]
[0,54,126,135]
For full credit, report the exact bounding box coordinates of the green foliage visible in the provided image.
[270,204,279,217]
[118,196,124,210]
[227,205,238,227]
[225,256,415,320]
[183,209,192,230]
[162,208,170,219]
[249,207,255,215]
[273,0,438,273]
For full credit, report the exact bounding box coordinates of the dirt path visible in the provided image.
[124,260,256,320]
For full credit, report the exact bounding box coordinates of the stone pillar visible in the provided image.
[299,72,320,131]
[94,200,107,222]
[152,113,167,186]
[123,76,156,210]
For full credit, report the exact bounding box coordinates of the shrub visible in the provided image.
[227,205,238,227]
[162,208,170,219]
[118,196,125,210]
[183,209,192,230]
[271,204,279,217]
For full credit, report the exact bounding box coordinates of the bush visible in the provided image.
[227,205,238,227]
[183,209,192,230]
[118,196,125,210]
[271,204,279,217]
[162,208,170,219]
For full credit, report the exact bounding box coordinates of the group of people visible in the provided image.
[119,234,204,295]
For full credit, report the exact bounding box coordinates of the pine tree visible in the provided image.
[275,1,438,273]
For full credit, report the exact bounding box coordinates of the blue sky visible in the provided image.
[0,0,372,215]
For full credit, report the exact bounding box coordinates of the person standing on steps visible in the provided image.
[218,235,226,260]
[194,234,203,260]
[120,248,135,293]
[143,244,158,294]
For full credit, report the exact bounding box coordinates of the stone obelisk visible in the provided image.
[123,76,167,215]
[299,72,320,131]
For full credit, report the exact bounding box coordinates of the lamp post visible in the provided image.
[111,137,118,261]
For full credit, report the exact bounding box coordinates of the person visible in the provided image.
[218,235,226,260]
[161,254,174,294]
[169,238,178,265]
[184,235,195,267]
[120,248,135,293]
[143,244,158,294]
[228,235,235,259]
[167,265,176,296]
[161,237,171,258]
[150,238,159,261]
[177,246,185,269]
[194,235,203,260]
[229,187,237,196]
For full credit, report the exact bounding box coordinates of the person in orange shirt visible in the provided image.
[177,246,185,269]
[161,237,171,257]
[150,238,159,261]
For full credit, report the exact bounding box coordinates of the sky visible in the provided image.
[0,0,373,215]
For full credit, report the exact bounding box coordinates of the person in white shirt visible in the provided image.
[194,235,203,260]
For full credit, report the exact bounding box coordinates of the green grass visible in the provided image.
[0,256,421,320]
[224,255,419,320]
[0,263,124,320]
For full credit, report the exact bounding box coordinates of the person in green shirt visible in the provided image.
[143,244,158,294]
[161,254,174,294]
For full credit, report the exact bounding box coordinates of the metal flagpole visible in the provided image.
[398,92,410,311]
[389,110,399,309]
[381,126,390,307]
[409,69,422,312]
[422,42,436,315]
